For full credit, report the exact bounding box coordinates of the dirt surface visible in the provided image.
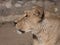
[0,23,33,45]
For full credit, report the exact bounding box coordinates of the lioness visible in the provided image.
[15,6,60,45]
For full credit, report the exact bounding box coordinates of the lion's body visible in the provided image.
[15,6,60,45]
[37,18,60,45]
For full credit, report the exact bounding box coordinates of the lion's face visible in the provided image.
[15,6,43,34]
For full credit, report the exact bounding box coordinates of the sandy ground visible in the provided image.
[0,23,33,45]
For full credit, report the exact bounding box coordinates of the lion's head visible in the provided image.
[15,6,44,34]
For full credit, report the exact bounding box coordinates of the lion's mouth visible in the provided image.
[16,29,32,34]
[16,29,25,34]
[18,29,25,33]
[16,29,38,39]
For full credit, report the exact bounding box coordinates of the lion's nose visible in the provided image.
[13,22,17,25]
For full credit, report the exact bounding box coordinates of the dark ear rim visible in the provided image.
[38,11,44,22]
[40,11,44,21]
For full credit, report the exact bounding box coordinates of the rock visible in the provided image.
[5,0,12,8]
[0,15,22,23]
[14,3,22,7]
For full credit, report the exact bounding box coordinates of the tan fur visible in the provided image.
[15,6,60,45]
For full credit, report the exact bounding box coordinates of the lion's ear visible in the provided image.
[32,6,43,17]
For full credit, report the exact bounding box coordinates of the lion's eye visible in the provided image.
[25,15,28,17]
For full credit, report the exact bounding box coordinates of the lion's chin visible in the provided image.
[16,30,22,34]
